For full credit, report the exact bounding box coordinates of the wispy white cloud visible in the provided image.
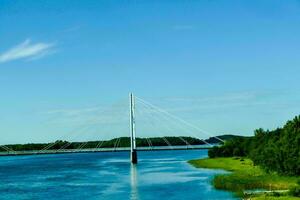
[0,39,55,63]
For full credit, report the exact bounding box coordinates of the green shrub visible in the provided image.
[290,186,300,197]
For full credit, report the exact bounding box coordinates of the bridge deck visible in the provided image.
[0,145,211,156]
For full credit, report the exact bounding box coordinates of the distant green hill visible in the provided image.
[205,134,245,144]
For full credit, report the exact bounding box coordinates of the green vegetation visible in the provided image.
[252,195,300,200]
[2,136,205,152]
[189,115,300,199]
[208,115,300,176]
[290,184,300,198]
[189,157,299,199]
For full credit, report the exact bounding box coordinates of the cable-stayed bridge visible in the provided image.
[0,93,224,163]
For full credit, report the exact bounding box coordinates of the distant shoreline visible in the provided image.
[1,135,240,153]
[0,146,211,157]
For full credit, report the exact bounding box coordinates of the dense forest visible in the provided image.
[3,136,206,152]
[208,116,300,176]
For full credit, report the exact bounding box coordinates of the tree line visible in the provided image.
[3,136,206,152]
[208,115,300,176]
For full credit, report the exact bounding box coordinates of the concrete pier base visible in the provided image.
[131,150,138,164]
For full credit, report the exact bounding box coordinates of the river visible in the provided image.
[0,149,237,200]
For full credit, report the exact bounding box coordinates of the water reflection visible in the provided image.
[130,164,139,200]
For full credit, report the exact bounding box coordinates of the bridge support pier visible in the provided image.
[129,93,138,164]
[131,149,137,164]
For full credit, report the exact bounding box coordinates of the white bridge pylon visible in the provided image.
[0,93,225,159]
[128,93,225,164]
[129,93,137,164]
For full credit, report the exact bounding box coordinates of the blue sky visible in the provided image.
[1,0,300,144]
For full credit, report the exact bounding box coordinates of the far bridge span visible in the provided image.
[0,93,223,162]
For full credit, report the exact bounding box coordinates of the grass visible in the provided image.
[252,195,300,200]
[188,157,300,199]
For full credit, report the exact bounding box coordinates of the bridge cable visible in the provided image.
[136,97,215,145]
[136,100,174,149]
[136,98,213,147]
[40,99,128,153]
[137,101,195,149]
[0,145,16,154]
[51,99,128,153]
[134,104,154,150]
[135,96,224,143]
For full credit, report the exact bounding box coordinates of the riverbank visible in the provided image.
[188,157,300,199]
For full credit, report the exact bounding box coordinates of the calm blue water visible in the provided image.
[0,150,236,200]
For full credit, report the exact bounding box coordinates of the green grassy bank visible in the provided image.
[188,157,300,199]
